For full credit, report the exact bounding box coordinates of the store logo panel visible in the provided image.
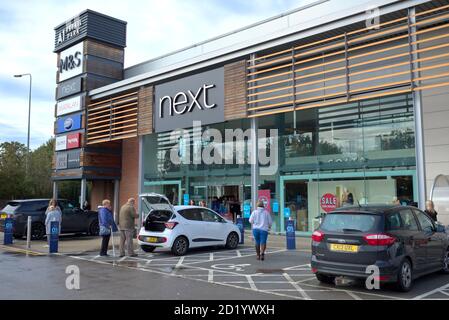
[56,94,83,116]
[58,42,84,82]
[57,76,82,99]
[56,113,82,133]
[55,135,67,151]
[67,133,81,149]
[154,67,225,133]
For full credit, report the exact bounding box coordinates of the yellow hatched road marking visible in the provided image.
[0,245,46,256]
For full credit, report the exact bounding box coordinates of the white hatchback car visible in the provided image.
[137,193,241,256]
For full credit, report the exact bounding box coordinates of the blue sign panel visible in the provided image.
[243,204,251,218]
[286,219,296,250]
[49,221,60,253]
[183,194,190,205]
[56,113,82,134]
[284,207,291,218]
[3,218,13,245]
[236,217,244,244]
[272,201,279,214]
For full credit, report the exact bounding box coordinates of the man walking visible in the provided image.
[117,198,139,257]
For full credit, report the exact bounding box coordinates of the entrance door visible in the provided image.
[207,185,242,222]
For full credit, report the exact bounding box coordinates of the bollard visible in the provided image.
[26,216,32,249]
[236,216,244,245]
[286,219,296,250]
[49,221,60,254]
[3,217,14,245]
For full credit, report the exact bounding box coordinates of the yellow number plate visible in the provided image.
[0,214,7,219]
[330,244,359,253]
[147,237,157,243]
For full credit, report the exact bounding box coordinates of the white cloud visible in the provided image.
[0,0,310,149]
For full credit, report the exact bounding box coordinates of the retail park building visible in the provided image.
[52,0,449,234]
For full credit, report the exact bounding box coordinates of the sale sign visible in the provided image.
[321,193,337,213]
[258,189,271,213]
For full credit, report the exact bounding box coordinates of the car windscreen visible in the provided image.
[320,213,381,233]
[2,202,20,214]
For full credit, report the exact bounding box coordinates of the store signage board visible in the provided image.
[55,152,68,169]
[321,193,337,213]
[154,67,224,133]
[67,149,81,168]
[58,42,84,82]
[57,76,82,99]
[67,133,81,149]
[55,15,83,51]
[55,135,67,151]
[56,113,82,134]
[56,94,83,116]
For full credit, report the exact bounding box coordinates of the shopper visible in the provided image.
[45,205,62,245]
[199,200,207,207]
[249,200,272,261]
[425,200,438,222]
[117,198,138,257]
[98,199,118,256]
[189,199,195,206]
[82,200,91,211]
[45,199,62,216]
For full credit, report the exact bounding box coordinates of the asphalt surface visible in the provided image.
[1,240,449,300]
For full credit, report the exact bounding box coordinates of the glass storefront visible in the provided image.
[142,93,417,234]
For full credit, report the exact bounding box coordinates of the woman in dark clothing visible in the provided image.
[425,200,438,222]
[98,199,118,256]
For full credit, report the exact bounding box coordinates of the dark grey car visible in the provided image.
[311,205,449,292]
[0,199,99,240]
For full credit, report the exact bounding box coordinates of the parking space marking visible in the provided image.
[283,273,311,300]
[412,282,449,300]
[246,275,257,290]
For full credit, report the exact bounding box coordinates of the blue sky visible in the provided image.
[0,0,317,149]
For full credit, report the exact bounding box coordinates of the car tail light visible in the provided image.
[364,234,396,246]
[311,268,318,273]
[164,222,178,229]
[312,230,324,242]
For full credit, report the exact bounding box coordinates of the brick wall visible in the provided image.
[119,137,139,208]
[90,180,115,211]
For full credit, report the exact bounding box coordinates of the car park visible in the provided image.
[137,193,241,256]
[0,199,99,240]
[311,205,449,292]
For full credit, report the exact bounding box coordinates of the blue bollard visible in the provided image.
[236,217,244,244]
[286,219,296,250]
[49,221,60,253]
[3,218,13,245]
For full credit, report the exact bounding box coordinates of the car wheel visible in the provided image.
[225,232,239,249]
[441,248,449,274]
[141,245,156,253]
[315,273,335,285]
[30,223,45,240]
[171,236,189,256]
[396,259,413,292]
[88,219,99,236]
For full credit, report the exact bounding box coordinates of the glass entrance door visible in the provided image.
[143,180,182,205]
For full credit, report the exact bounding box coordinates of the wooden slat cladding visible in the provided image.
[247,3,449,118]
[87,91,138,144]
[224,60,247,120]
[138,85,153,135]
[81,150,121,168]
[84,40,124,64]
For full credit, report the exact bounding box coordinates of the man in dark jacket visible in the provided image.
[117,198,139,257]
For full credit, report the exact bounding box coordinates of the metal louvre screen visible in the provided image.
[86,91,138,144]
[247,3,449,118]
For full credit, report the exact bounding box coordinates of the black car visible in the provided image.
[0,199,99,240]
[311,205,449,292]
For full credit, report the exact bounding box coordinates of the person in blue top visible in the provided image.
[98,199,118,256]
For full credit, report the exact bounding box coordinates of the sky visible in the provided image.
[0,0,320,150]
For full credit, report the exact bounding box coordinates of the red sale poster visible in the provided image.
[258,189,271,213]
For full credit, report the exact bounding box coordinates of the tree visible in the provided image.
[28,139,54,198]
[0,142,28,200]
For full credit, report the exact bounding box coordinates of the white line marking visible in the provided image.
[209,253,214,261]
[412,282,449,300]
[283,264,311,271]
[283,272,311,300]
[346,290,362,300]
[175,256,185,269]
[236,250,242,257]
[208,270,214,283]
[246,275,257,290]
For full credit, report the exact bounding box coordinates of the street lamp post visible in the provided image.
[13,73,32,174]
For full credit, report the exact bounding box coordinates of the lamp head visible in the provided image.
[14,74,22,78]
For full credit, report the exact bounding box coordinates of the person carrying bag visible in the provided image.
[98,199,118,257]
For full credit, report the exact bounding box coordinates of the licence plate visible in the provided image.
[330,243,359,253]
[0,214,7,219]
[147,237,157,243]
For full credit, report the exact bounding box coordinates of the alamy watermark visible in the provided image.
[168,121,279,175]
[65,265,80,290]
